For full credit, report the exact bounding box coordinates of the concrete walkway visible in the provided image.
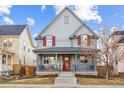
[53,72,77,88]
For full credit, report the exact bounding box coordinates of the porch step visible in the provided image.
[59,72,74,77]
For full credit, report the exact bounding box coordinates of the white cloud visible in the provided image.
[3,16,15,24]
[41,5,46,12]
[53,5,102,24]
[0,5,12,15]
[27,17,35,26]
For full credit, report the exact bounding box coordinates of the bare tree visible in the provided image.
[97,26,124,79]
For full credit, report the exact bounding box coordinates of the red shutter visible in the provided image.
[52,36,56,46]
[43,36,46,46]
[78,35,81,46]
[87,35,90,46]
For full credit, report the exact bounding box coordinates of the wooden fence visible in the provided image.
[13,64,36,76]
[97,66,113,77]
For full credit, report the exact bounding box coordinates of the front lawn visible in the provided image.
[77,76,124,85]
[0,75,56,84]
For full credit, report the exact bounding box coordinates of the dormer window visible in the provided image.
[43,35,56,47]
[78,34,90,46]
[64,16,69,24]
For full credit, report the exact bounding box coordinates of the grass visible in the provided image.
[77,75,124,85]
[0,75,56,85]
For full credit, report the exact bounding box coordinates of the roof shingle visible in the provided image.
[112,31,124,35]
[0,25,27,36]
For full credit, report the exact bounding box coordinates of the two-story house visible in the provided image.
[110,31,124,75]
[0,25,35,76]
[34,7,99,75]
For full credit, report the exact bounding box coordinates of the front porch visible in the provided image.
[0,49,14,76]
[34,47,98,76]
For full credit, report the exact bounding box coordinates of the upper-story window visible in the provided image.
[78,34,90,46]
[64,16,69,24]
[3,40,12,47]
[46,35,52,46]
[43,35,56,47]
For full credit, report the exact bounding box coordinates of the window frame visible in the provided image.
[80,55,88,64]
[80,34,88,46]
[64,16,69,24]
[46,35,53,47]
[43,55,55,65]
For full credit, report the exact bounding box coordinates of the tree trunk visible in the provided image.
[105,65,109,80]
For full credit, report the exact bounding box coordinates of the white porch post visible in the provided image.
[74,53,77,73]
[0,51,2,76]
[55,53,59,75]
[36,54,40,72]
[92,57,97,71]
[55,53,58,66]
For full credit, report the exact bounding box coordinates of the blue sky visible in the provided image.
[0,5,124,44]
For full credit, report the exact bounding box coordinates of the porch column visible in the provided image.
[92,57,97,71]
[0,52,2,76]
[55,53,58,63]
[36,54,40,72]
[55,53,60,76]
[74,53,78,72]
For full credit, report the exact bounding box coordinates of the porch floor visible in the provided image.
[36,71,58,75]
[75,71,98,75]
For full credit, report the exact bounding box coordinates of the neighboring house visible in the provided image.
[110,31,124,75]
[0,25,35,76]
[33,7,99,75]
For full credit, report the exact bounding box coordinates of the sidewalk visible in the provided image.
[0,84,53,88]
[77,85,124,88]
[0,84,124,88]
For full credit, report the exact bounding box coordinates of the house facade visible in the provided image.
[0,25,35,76]
[34,7,99,75]
[110,31,124,75]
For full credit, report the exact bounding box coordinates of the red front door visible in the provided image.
[63,55,71,71]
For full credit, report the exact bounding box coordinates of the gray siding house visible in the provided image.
[33,7,99,75]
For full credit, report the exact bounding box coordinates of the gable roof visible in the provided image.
[35,7,99,40]
[0,24,35,47]
[112,31,124,35]
[118,38,124,43]
[0,25,27,36]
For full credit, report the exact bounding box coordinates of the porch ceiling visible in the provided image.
[33,47,99,54]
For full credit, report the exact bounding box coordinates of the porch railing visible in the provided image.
[37,63,96,76]
[2,64,12,72]
[72,64,96,75]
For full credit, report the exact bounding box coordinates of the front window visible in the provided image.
[8,55,11,65]
[43,55,55,65]
[46,35,52,46]
[2,54,6,64]
[80,55,88,63]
